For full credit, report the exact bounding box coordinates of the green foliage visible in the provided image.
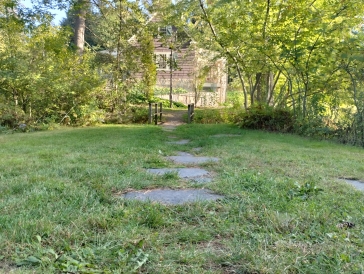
[140,35,157,100]
[0,103,24,128]
[238,105,294,132]
[15,236,148,273]
[0,14,105,127]
[154,87,188,95]
[225,90,245,108]
[76,103,106,126]
[193,109,228,124]
[129,106,149,123]
[293,116,334,139]
[138,206,165,229]
[287,181,324,201]
[161,171,179,180]
[150,98,186,108]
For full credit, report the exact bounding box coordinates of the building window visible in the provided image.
[154,52,178,71]
[155,53,169,70]
[158,26,173,36]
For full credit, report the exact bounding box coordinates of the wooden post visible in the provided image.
[154,103,158,125]
[159,102,163,122]
[169,48,173,108]
[191,103,194,122]
[188,104,191,124]
[148,103,152,124]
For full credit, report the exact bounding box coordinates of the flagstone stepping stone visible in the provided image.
[167,139,190,145]
[211,134,241,138]
[167,152,219,165]
[192,147,202,152]
[122,188,224,205]
[162,125,178,131]
[147,168,210,178]
[176,152,193,156]
[191,177,213,183]
[342,179,364,191]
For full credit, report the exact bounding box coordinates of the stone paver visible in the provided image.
[211,134,242,138]
[122,188,224,205]
[343,179,364,191]
[162,125,178,132]
[123,111,222,205]
[167,139,190,145]
[147,168,210,178]
[167,152,219,165]
[191,177,213,183]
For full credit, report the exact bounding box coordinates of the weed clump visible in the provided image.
[287,181,323,200]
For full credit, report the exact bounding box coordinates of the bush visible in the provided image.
[293,117,334,139]
[0,104,25,128]
[154,87,188,95]
[237,105,294,132]
[149,98,186,108]
[193,109,228,124]
[75,104,106,126]
[130,106,149,123]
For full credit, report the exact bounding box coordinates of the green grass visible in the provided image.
[1,124,364,273]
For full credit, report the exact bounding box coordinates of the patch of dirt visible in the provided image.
[162,109,186,126]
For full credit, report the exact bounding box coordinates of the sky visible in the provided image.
[21,0,66,25]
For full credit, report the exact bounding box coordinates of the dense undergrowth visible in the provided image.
[3,88,364,148]
[193,104,364,147]
[0,94,186,133]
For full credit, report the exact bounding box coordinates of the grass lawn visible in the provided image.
[1,124,364,273]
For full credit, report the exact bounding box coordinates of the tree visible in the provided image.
[173,0,364,117]
[0,0,104,126]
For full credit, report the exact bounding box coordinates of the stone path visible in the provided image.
[167,152,219,165]
[123,189,223,205]
[167,139,190,145]
[161,109,185,132]
[147,168,213,183]
[342,179,364,191]
[122,109,224,204]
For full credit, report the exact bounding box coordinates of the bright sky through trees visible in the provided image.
[21,0,66,24]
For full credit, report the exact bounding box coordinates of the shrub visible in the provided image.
[0,104,25,128]
[76,104,106,126]
[154,87,188,95]
[193,109,228,124]
[130,106,149,123]
[149,98,186,108]
[293,116,335,139]
[237,105,294,132]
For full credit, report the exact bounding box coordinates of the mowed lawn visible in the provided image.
[1,124,364,273]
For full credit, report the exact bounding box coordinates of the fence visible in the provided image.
[148,103,163,125]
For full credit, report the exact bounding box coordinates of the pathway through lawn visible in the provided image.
[123,108,225,204]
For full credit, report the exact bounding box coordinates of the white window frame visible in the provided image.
[154,52,171,70]
[158,26,173,36]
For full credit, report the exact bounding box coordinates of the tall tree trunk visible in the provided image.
[256,73,262,103]
[251,73,262,105]
[73,0,87,54]
[235,62,248,110]
[266,72,273,105]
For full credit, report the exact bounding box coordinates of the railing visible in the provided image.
[148,103,163,125]
[187,103,194,124]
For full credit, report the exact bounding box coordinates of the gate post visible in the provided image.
[154,103,158,125]
[159,103,163,122]
[148,103,152,124]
